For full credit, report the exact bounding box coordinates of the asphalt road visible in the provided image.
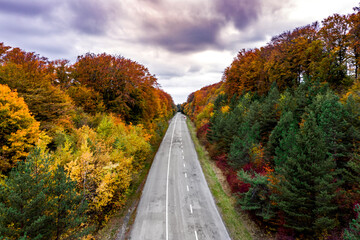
[130,113,231,240]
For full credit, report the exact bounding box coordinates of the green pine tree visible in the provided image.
[208,93,252,152]
[309,91,355,161]
[48,165,90,240]
[344,95,360,131]
[267,111,298,166]
[273,111,340,238]
[308,91,360,226]
[344,204,360,240]
[238,170,275,220]
[229,100,261,168]
[0,148,52,239]
[229,121,261,169]
[292,78,328,122]
[258,83,280,141]
[0,148,91,239]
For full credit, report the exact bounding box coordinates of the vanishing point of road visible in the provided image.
[130,113,231,240]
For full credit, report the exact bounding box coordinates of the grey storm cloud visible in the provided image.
[0,0,289,55]
[215,0,260,29]
[0,0,121,61]
[143,19,223,52]
[0,0,114,36]
[0,0,52,16]
[134,0,267,53]
[0,0,292,64]
[66,0,112,35]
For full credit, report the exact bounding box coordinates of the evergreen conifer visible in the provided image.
[273,111,340,237]
[0,149,52,239]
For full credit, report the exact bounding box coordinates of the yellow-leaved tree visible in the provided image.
[97,115,151,171]
[56,122,136,224]
[0,84,40,172]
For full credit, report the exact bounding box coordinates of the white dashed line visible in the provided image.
[185,173,187,178]
[187,185,189,192]
[190,204,193,214]
[195,230,199,240]
[184,163,186,168]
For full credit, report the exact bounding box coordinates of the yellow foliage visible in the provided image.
[52,113,154,223]
[59,117,143,221]
[0,173,5,186]
[341,79,360,103]
[220,105,230,114]
[195,103,214,129]
[81,234,95,240]
[97,115,151,171]
[0,84,41,172]
[249,143,264,168]
[54,137,74,167]
[93,150,133,211]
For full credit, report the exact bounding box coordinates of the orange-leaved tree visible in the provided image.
[0,84,40,172]
[0,45,74,131]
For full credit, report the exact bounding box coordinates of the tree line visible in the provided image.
[0,43,175,239]
[182,5,360,240]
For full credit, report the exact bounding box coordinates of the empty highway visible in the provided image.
[130,113,230,240]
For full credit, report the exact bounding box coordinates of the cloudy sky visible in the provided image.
[0,0,358,103]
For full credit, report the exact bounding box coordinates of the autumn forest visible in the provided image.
[182,6,360,240]
[0,44,176,239]
[2,2,360,240]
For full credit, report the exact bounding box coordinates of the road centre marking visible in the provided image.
[195,230,199,240]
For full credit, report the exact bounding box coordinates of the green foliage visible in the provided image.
[229,94,276,168]
[258,84,280,140]
[267,111,298,166]
[0,148,89,240]
[187,70,360,238]
[273,112,340,237]
[238,170,275,220]
[183,6,360,239]
[229,121,260,169]
[308,90,356,161]
[48,165,90,240]
[208,93,252,155]
[344,204,360,240]
[0,149,52,239]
